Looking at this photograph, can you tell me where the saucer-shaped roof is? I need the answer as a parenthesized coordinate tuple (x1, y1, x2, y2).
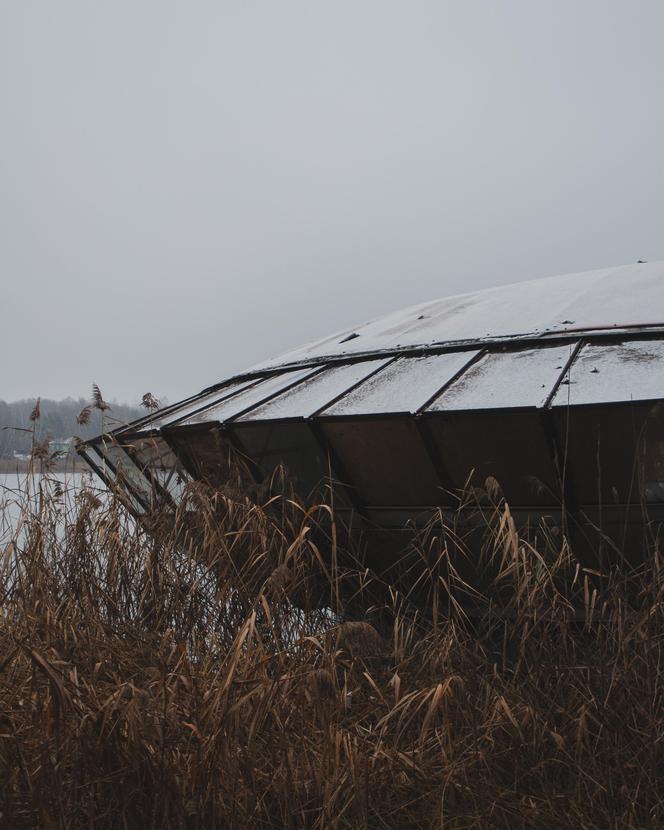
(116, 261, 664, 438)
(81, 261, 664, 524)
(251, 261, 664, 372)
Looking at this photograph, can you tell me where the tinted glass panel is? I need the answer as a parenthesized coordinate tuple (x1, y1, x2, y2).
(426, 411, 560, 506)
(89, 443, 149, 513)
(231, 421, 348, 503)
(552, 401, 664, 505)
(321, 418, 445, 507)
(99, 444, 153, 501)
(165, 426, 257, 495)
(124, 434, 191, 505)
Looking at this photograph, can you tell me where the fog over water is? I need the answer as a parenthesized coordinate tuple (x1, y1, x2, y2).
(2, 1, 664, 404)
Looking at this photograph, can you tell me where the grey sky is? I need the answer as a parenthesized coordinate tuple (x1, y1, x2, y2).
(2, 1, 663, 404)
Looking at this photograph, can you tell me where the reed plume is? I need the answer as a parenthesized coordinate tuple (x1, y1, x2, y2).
(0, 471, 662, 828)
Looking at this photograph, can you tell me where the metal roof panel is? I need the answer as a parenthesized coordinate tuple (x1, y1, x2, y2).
(552, 340, 664, 406)
(322, 351, 479, 416)
(239, 358, 392, 421)
(428, 344, 576, 411)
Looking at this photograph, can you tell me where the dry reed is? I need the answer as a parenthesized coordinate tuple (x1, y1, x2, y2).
(0, 460, 662, 828)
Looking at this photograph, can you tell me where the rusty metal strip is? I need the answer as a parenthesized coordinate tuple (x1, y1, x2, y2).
(543, 340, 585, 409)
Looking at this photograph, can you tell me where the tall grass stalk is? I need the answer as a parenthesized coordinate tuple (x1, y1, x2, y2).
(0, 466, 662, 828)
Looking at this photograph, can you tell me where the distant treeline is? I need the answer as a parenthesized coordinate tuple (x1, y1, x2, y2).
(0, 398, 143, 457)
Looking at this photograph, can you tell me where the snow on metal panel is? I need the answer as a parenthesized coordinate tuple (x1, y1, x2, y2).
(551, 340, 664, 406)
(250, 262, 664, 371)
(238, 358, 392, 421)
(143, 377, 261, 430)
(428, 344, 576, 411)
(322, 351, 479, 416)
(180, 366, 321, 425)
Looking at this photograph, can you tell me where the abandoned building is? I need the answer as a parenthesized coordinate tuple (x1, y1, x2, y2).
(81, 261, 664, 573)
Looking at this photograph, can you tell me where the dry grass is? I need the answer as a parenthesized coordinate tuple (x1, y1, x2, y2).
(0, 465, 663, 829)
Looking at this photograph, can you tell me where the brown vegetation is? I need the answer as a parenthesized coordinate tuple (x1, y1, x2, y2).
(0, 467, 663, 828)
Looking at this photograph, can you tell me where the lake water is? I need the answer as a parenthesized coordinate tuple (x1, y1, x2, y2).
(0, 470, 106, 541)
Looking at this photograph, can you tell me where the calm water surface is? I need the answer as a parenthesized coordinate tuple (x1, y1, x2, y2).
(0, 470, 105, 540)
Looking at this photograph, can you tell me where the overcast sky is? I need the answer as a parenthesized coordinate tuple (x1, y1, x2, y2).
(2, 1, 663, 404)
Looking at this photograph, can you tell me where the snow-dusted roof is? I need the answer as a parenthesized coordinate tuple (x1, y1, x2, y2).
(252, 262, 664, 372)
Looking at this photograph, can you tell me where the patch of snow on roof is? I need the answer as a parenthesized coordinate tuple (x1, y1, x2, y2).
(250, 262, 664, 371)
